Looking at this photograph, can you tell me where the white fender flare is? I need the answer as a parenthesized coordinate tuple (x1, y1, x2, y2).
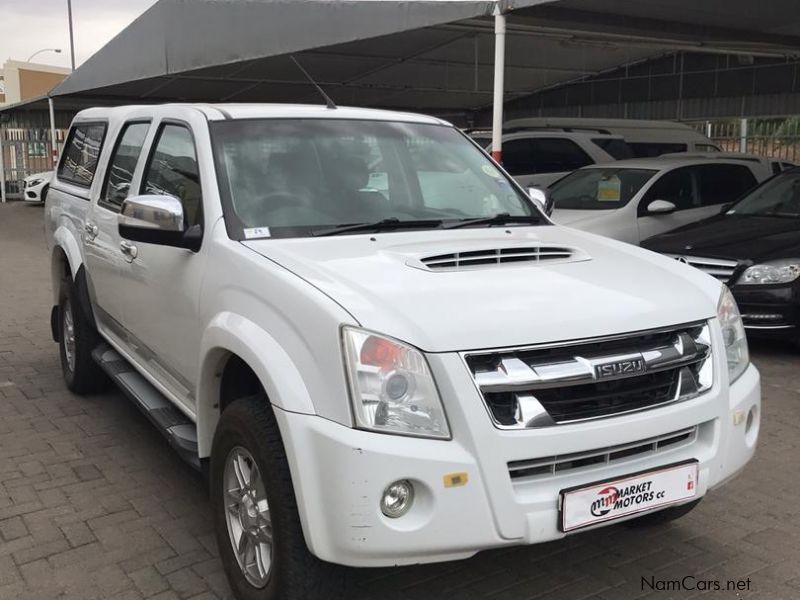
(196, 312, 316, 457)
(51, 225, 83, 301)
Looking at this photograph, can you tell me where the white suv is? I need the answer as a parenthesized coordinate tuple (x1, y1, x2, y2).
(45, 103, 760, 600)
(483, 130, 634, 188)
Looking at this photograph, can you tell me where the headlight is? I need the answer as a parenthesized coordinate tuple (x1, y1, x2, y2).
(717, 285, 749, 384)
(342, 327, 450, 439)
(737, 259, 800, 285)
(27, 178, 44, 187)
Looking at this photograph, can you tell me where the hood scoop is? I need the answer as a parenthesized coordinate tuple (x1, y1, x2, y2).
(413, 244, 589, 272)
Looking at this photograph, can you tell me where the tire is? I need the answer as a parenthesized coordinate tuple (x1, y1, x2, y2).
(58, 279, 107, 394)
(210, 393, 345, 600)
(624, 498, 702, 528)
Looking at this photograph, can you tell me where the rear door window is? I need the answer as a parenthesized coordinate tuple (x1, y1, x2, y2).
(628, 142, 687, 158)
(591, 138, 634, 160)
(501, 137, 592, 175)
(100, 122, 150, 211)
(57, 123, 107, 188)
(695, 164, 757, 207)
(639, 167, 695, 214)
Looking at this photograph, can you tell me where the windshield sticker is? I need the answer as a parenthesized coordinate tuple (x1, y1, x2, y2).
(597, 176, 622, 202)
(482, 164, 502, 178)
(243, 227, 271, 239)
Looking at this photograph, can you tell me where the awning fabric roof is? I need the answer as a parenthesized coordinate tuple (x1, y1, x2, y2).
(44, 0, 800, 121)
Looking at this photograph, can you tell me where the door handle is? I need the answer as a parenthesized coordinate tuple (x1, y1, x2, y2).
(120, 241, 138, 260)
(84, 221, 98, 240)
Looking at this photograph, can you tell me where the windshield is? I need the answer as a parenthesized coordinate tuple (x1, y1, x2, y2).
(549, 167, 657, 210)
(211, 119, 536, 238)
(728, 169, 800, 217)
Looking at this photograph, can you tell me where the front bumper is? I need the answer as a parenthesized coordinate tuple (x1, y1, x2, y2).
(732, 283, 800, 341)
(276, 359, 760, 568)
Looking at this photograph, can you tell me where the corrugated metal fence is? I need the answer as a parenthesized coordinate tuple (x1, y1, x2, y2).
(0, 128, 67, 201)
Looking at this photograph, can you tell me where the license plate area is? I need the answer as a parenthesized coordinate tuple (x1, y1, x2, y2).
(559, 460, 699, 532)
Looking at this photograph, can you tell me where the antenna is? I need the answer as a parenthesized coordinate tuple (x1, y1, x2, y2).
(290, 55, 337, 110)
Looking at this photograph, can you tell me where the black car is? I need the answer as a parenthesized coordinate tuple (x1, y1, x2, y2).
(643, 168, 800, 345)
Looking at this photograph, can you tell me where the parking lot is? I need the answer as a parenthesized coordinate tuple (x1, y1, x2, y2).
(0, 200, 798, 600)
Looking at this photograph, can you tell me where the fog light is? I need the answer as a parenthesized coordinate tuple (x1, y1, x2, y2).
(380, 480, 414, 518)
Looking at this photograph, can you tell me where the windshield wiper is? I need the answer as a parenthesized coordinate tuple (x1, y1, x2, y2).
(440, 213, 541, 230)
(312, 218, 444, 237)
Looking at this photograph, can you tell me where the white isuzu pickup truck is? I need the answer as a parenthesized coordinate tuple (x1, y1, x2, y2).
(45, 104, 760, 600)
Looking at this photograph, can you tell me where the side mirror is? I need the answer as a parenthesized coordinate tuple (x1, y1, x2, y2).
(647, 199, 677, 215)
(719, 202, 733, 214)
(118, 195, 200, 251)
(528, 186, 554, 217)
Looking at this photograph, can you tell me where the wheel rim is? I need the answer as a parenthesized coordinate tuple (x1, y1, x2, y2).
(223, 446, 273, 588)
(62, 300, 76, 373)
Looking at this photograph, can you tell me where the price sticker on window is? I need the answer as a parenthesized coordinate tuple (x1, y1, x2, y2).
(597, 175, 622, 202)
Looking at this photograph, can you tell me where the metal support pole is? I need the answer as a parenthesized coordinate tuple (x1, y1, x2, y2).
(0, 132, 6, 203)
(49, 97, 58, 168)
(740, 118, 748, 153)
(67, 0, 76, 71)
(491, 8, 506, 164)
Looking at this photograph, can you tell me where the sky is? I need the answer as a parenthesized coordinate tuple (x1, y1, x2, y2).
(0, 0, 159, 69)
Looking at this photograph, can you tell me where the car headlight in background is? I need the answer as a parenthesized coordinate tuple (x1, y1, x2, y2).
(737, 259, 800, 285)
(717, 285, 749, 383)
(27, 178, 45, 187)
(343, 327, 450, 439)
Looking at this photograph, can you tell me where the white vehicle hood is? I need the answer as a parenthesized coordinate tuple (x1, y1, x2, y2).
(24, 171, 53, 183)
(243, 227, 720, 353)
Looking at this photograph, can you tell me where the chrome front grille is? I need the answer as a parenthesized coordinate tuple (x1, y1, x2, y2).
(465, 322, 713, 429)
(507, 425, 700, 481)
(666, 254, 739, 282)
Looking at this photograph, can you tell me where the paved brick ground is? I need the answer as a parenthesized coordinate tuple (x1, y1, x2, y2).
(1, 201, 798, 600)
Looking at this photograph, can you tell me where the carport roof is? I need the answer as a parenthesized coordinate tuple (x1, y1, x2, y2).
(47, 0, 800, 119)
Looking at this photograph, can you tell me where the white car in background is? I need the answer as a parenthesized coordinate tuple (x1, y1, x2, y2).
(23, 171, 53, 203)
(549, 157, 771, 245)
(485, 130, 634, 187)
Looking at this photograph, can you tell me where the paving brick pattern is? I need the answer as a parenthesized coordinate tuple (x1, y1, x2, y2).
(1, 201, 798, 600)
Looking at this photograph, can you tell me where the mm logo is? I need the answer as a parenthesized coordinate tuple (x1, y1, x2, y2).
(595, 357, 645, 379)
(590, 486, 620, 517)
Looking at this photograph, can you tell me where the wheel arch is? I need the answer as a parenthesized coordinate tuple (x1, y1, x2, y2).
(50, 227, 83, 304)
(196, 313, 316, 458)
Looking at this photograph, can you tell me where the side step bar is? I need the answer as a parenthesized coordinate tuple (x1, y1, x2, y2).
(92, 344, 201, 471)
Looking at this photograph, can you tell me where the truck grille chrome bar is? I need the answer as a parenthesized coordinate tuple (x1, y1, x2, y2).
(665, 254, 739, 283)
(508, 425, 700, 481)
(464, 322, 713, 429)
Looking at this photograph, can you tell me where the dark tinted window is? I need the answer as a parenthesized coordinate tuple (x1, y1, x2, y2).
(728, 170, 800, 217)
(100, 122, 150, 211)
(640, 167, 695, 213)
(57, 123, 107, 188)
(628, 142, 687, 158)
(501, 138, 593, 175)
(142, 124, 202, 227)
(695, 164, 757, 207)
(591, 138, 634, 160)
